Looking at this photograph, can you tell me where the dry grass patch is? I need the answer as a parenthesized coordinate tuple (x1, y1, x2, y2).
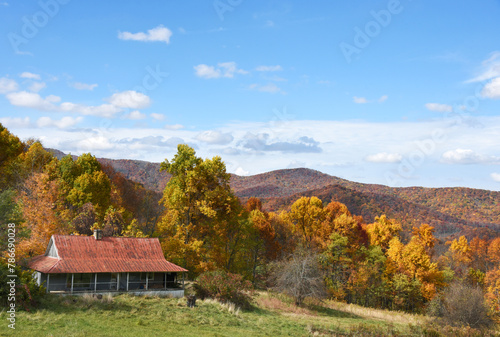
(256, 292, 315, 316)
(326, 300, 427, 325)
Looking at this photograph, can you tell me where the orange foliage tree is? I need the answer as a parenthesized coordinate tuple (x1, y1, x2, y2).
(16, 173, 69, 261)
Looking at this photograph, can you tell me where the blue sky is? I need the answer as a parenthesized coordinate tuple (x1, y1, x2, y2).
(1, 0, 500, 190)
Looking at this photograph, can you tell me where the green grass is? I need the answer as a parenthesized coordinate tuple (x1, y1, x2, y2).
(0, 292, 497, 337)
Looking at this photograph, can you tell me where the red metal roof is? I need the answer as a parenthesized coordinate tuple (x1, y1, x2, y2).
(28, 235, 187, 274)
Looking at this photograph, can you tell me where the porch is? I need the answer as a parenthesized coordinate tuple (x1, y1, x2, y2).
(36, 271, 185, 296)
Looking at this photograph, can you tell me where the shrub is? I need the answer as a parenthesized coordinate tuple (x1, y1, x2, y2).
(269, 250, 326, 306)
(0, 260, 45, 311)
(441, 282, 493, 329)
(194, 270, 252, 308)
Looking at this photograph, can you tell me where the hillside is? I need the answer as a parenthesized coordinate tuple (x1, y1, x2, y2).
(48, 151, 500, 239)
(0, 291, 436, 337)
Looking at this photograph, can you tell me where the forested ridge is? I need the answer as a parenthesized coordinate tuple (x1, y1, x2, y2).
(72, 152, 500, 241)
(2, 124, 500, 327)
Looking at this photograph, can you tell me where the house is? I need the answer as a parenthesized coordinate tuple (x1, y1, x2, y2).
(28, 230, 187, 297)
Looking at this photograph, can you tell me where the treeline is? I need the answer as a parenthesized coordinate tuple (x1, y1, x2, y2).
(1, 124, 499, 320)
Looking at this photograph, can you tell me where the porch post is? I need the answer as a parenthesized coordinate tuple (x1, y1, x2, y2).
(46, 274, 50, 293)
(71, 273, 74, 294)
(182, 272, 185, 289)
(116, 273, 120, 291)
(94, 273, 97, 292)
(164, 273, 166, 289)
(126, 272, 129, 291)
(145, 272, 148, 290)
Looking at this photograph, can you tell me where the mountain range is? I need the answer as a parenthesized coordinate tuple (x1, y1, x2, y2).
(48, 149, 500, 240)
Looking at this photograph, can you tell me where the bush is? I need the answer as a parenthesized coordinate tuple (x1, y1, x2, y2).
(194, 270, 252, 308)
(441, 282, 493, 329)
(0, 260, 45, 311)
(269, 250, 326, 306)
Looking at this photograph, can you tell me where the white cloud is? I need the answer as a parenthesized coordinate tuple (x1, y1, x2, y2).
(194, 62, 248, 79)
(0, 77, 18, 94)
(353, 96, 367, 104)
(6, 91, 60, 110)
(107, 90, 151, 109)
(481, 77, 500, 99)
(465, 51, 500, 83)
(197, 130, 234, 145)
(71, 82, 98, 91)
(235, 167, 250, 176)
(4, 89, 146, 118)
(0, 117, 31, 128)
(248, 83, 285, 94)
(77, 136, 114, 151)
(441, 149, 500, 164)
(20, 72, 40, 80)
(425, 103, 453, 112)
(164, 124, 184, 130)
(59, 102, 121, 117)
(255, 65, 282, 72)
(491, 172, 500, 182)
(119, 136, 183, 148)
(241, 133, 322, 153)
(29, 82, 46, 92)
(123, 110, 146, 120)
(150, 113, 165, 120)
(378, 95, 388, 103)
(194, 64, 221, 79)
(216, 62, 248, 78)
(365, 152, 402, 163)
(118, 25, 172, 44)
(37, 116, 83, 129)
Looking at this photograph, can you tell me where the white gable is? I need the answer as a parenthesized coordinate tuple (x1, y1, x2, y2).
(45, 237, 58, 258)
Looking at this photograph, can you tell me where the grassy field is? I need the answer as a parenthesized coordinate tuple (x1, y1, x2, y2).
(0, 292, 497, 337)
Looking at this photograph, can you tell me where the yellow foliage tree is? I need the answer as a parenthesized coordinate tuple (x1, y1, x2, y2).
(387, 227, 444, 301)
(367, 215, 401, 252)
(448, 235, 472, 277)
(286, 196, 326, 248)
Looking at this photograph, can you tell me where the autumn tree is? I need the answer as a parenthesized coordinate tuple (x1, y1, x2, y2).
(49, 153, 111, 220)
(269, 211, 296, 258)
(0, 189, 23, 251)
(101, 206, 125, 236)
(484, 267, 500, 320)
(366, 215, 401, 252)
(447, 235, 472, 278)
(387, 225, 444, 305)
(16, 173, 69, 261)
(244, 204, 280, 284)
(286, 196, 326, 248)
(71, 203, 97, 235)
(18, 140, 54, 178)
(469, 237, 489, 272)
(488, 237, 500, 269)
(321, 202, 371, 304)
(156, 144, 244, 275)
(0, 124, 24, 189)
